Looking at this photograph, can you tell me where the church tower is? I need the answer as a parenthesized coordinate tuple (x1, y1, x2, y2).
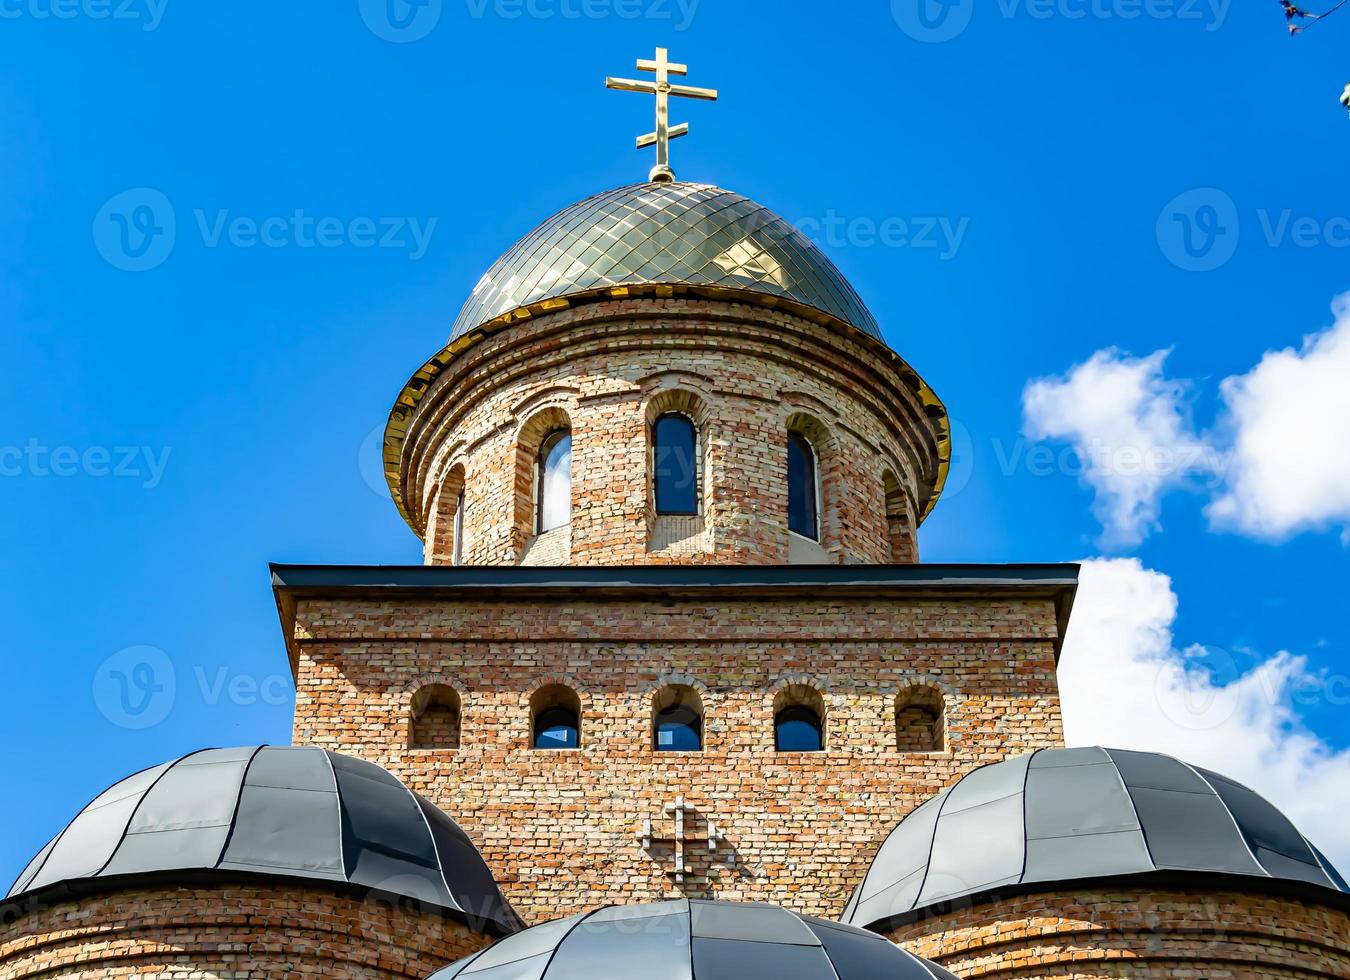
(384, 49, 946, 570)
(280, 49, 1072, 925)
(386, 176, 946, 569)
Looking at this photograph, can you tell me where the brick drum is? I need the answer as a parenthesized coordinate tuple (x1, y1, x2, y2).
(394, 299, 947, 567)
(288, 586, 1068, 926)
(886, 888, 1350, 978)
(0, 884, 488, 980)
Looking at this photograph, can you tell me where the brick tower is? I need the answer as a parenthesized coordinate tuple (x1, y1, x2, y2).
(385, 181, 949, 569)
(277, 172, 1077, 927)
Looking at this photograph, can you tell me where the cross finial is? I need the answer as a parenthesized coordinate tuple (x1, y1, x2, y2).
(606, 48, 718, 183)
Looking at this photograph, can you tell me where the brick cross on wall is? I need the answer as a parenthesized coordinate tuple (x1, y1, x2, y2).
(637, 795, 725, 883)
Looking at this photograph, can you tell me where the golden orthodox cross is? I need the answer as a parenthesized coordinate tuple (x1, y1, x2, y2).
(606, 48, 718, 183)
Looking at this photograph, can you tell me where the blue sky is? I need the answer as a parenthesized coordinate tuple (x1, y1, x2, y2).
(2, 1, 1349, 886)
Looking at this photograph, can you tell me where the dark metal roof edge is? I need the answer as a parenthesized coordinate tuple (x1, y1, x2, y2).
(0, 868, 519, 937)
(270, 563, 1079, 676)
(270, 562, 1080, 593)
(858, 868, 1350, 935)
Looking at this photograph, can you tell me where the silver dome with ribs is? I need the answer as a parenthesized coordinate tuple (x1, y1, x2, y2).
(843, 746, 1350, 932)
(429, 900, 962, 980)
(5, 745, 521, 936)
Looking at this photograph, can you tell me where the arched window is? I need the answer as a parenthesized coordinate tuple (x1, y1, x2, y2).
(775, 706, 824, 752)
(882, 469, 915, 564)
(452, 489, 466, 565)
(410, 685, 461, 750)
(430, 465, 466, 566)
(787, 431, 820, 540)
(537, 429, 572, 533)
(531, 684, 581, 750)
(653, 685, 703, 752)
(773, 683, 825, 753)
(653, 413, 699, 515)
(896, 686, 946, 753)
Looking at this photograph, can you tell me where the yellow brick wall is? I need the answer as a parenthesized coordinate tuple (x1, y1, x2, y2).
(291, 591, 1066, 925)
(0, 884, 488, 980)
(887, 888, 1350, 978)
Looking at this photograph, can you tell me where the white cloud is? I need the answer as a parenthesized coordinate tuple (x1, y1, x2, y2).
(1022, 349, 1213, 548)
(1207, 297, 1350, 541)
(1060, 557, 1350, 872)
(1023, 294, 1350, 547)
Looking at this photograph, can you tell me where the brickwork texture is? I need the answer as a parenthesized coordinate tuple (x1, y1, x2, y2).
(290, 590, 1066, 926)
(887, 888, 1350, 978)
(400, 300, 944, 567)
(0, 884, 487, 980)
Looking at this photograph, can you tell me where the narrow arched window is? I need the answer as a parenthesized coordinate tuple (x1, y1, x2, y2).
(537, 429, 572, 533)
(653, 413, 699, 515)
(410, 685, 461, 750)
(653, 685, 703, 752)
(775, 706, 824, 752)
(531, 684, 581, 750)
(882, 470, 914, 564)
(896, 687, 946, 753)
(452, 489, 465, 565)
(787, 432, 819, 540)
(655, 704, 702, 751)
(534, 707, 579, 749)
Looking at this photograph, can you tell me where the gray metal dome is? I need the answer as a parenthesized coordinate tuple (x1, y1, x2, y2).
(5, 746, 520, 935)
(430, 900, 961, 980)
(449, 182, 883, 342)
(843, 746, 1350, 932)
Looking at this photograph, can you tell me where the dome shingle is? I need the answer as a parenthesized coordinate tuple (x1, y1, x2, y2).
(449, 182, 883, 342)
(843, 746, 1349, 932)
(430, 900, 961, 980)
(5, 746, 520, 936)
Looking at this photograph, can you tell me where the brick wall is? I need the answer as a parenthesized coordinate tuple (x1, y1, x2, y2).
(290, 589, 1066, 926)
(402, 299, 943, 567)
(886, 888, 1350, 978)
(0, 884, 488, 980)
